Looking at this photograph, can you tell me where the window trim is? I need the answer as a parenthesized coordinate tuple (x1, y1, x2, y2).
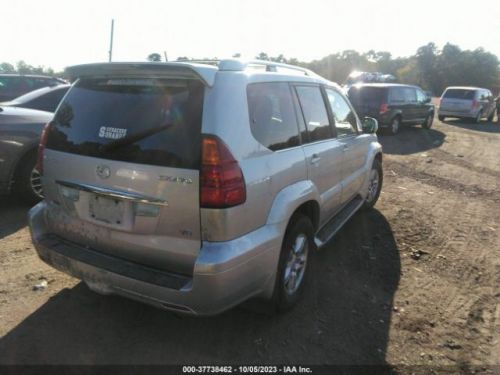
(291, 83, 335, 145)
(324, 85, 361, 138)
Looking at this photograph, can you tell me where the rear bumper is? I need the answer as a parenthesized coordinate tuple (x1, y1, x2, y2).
(438, 109, 476, 118)
(29, 201, 283, 315)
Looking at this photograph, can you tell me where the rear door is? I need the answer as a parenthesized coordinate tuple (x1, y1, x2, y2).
(388, 87, 410, 119)
(324, 87, 369, 204)
(293, 84, 344, 226)
(441, 88, 476, 114)
(401, 87, 419, 123)
(415, 87, 430, 121)
(43, 77, 205, 275)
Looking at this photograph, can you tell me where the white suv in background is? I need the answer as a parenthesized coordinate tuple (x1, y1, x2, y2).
(439, 86, 496, 123)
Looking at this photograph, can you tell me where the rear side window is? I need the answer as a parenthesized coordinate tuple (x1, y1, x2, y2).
(295, 86, 332, 142)
(389, 87, 405, 103)
(0, 76, 24, 92)
(443, 89, 476, 100)
(46, 78, 205, 169)
(402, 87, 417, 103)
(27, 87, 69, 112)
(247, 82, 300, 151)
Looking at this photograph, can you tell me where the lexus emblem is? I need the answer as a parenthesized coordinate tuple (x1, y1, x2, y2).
(96, 165, 111, 179)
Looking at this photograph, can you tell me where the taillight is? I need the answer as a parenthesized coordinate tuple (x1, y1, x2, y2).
(200, 135, 246, 208)
(36, 122, 52, 175)
(379, 103, 389, 114)
(472, 100, 480, 109)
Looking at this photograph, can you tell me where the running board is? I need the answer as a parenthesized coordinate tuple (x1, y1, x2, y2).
(314, 196, 364, 248)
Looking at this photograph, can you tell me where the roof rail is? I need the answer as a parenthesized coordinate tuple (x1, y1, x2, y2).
(180, 60, 219, 66)
(211, 59, 318, 77)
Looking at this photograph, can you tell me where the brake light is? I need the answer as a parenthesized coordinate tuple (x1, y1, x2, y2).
(472, 100, 480, 109)
(36, 122, 52, 175)
(200, 135, 246, 208)
(379, 103, 389, 114)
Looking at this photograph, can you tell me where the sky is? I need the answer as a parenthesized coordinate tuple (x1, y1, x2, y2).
(2, 0, 499, 72)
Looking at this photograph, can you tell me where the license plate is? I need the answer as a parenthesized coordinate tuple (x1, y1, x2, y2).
(89, 195, 124, 224)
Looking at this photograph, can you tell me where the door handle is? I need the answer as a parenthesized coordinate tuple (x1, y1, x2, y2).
(310, 154, 321, 165)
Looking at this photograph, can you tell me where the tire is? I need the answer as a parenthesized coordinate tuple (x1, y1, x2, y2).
(363, 158, 383, 210)
(388, 116, 400, 135)
(270, 214, 314, 312)
(422, 113, 434, 129)
(14, 152, 43, 205)
(474, 110, 482, 124)
(438, 115, 445, 122)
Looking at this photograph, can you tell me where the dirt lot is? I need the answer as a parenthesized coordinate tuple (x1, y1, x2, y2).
(0, 117, 499, 373)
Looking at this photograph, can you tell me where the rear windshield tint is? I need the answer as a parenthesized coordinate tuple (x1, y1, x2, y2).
(443, 89, 476, 100)
(46, 78, 204, 169)
(348, 87, 386, 106)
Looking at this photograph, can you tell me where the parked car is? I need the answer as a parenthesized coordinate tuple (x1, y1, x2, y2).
(438, 86, 496, 123)
(0, 84, 70, 113)
(29, 60, 382, 315)
(0, 74, 66, 102)
(0, 106, 53, 203)
(347, 83, 435, 135)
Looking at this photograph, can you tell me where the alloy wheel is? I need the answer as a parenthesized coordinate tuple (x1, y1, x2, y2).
(366, 168, 380, 204)
(30, 168, 43, 198)
(283, 233, 308, 295)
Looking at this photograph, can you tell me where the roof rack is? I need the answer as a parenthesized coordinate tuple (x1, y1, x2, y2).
(218, 59, 318, 77)
(182, 59, 318, 77)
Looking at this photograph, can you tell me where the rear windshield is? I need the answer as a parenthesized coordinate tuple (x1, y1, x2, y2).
(443, 89, 476, 100)
(348, 86, 386, 107)
(46, 78, 205, 169)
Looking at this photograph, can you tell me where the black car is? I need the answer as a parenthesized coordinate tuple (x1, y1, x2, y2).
(348, 83, 435, 135)
(0, 84, 70, 112)
(0, 74, 66, 102)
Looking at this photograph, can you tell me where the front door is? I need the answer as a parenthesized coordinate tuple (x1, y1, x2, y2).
(324, 87, 369, 204)
(293, 84, 344, 226)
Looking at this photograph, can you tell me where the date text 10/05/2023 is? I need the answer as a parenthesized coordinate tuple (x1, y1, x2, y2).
(182, 366, 313, 374)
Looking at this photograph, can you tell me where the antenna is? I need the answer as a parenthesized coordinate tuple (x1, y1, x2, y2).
(108, 19, 114, 62)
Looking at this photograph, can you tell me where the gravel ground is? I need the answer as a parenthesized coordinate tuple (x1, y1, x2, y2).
(0, 116, 499, 374)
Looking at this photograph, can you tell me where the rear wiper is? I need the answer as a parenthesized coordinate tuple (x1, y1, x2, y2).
(100, 123, 174, 152)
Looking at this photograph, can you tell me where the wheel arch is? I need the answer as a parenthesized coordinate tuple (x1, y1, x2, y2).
(266, 180, 321, 231)
(9, 145, 38, 188)
(291, 200, 320, 232)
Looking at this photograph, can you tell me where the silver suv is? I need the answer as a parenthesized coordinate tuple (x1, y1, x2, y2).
(29, 60, 383, 315)
(438, 86, 496, 123)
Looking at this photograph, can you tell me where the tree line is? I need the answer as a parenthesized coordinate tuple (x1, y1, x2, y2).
(2, 42, 498, 95)
(0, 61, 55, 76)
(254, 43, 499, 95)
(151, 43, 500, 95)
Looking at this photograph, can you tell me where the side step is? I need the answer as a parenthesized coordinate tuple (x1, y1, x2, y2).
(314, 196, 364, 248)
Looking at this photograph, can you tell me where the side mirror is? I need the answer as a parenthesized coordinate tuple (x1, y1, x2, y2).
(362, 117, 378, 134)
(424, 97, 432, 104)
